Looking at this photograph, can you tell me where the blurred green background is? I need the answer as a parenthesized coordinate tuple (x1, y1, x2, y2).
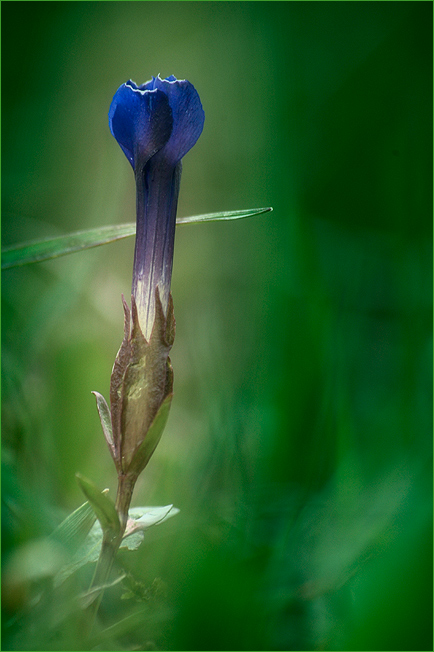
(2, 2, 432, 650)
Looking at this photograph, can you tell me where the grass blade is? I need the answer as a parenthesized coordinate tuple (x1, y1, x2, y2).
(1, 207, 272, 269)
(1, 224, 136, 269)
(176, 206, 272, 225)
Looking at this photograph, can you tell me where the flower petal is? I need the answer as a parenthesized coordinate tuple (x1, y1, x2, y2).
(108, 81, 173, 170)
(142, 75, 205, 165)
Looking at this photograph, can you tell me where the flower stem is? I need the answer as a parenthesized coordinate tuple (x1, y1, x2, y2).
(115, 473, 137, 532)
(86, 473, 137, 633)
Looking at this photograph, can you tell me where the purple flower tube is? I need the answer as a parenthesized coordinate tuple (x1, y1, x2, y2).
(109, 75, 205, 339)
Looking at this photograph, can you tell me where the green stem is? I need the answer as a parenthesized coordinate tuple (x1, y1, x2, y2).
(115, 473, 137, 532)
(86, 473, 137, 633)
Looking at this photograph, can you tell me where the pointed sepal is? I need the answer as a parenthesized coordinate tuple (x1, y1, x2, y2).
(127, 393, 173, 478)
(110, 296, 132, 463)
(108, 289, 175, 475)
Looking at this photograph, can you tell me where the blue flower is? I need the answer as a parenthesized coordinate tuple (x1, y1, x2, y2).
(109, 75, 204, 339)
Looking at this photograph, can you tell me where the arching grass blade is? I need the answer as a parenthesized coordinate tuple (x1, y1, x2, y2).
(1, 207, 272, 270)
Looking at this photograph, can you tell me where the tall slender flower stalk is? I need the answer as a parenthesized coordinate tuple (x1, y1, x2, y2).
(89, 75, 204, 622)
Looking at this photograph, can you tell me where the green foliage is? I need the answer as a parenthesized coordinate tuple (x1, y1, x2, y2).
(50, 498, 97, 552)
(55, 505, 179, 585)
(1, 208, 272, 269)
(75, 473, 120, 537)
(2, 2, 431, 651)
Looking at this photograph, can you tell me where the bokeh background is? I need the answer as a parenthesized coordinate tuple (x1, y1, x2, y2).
(2, 2, 432, 650)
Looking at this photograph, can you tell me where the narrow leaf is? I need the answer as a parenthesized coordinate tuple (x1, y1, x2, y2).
(79, 573, 127, 608)
(1, 207, 272, 269)
(2, 224, 136, 269)
(76, 473, 120, 536)
(92, 391, 118, 468)
(50, 499, 97, 552)
(176, 206, 272, 225)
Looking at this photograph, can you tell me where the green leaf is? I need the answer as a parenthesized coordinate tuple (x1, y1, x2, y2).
(122, 505, 180, 550)
(176, 206, 272, 225)
(1, 224, 136, 269)
(54, 505, 179, 585)
(75, 473, 120, 537)
(1, 207, 272, 269)
(79, 573, 127, 608)
(92, 391, 118, 469)
(54, 521, 106, 587)
(126, 505, 179, 530)
(50, 499, 97, 552)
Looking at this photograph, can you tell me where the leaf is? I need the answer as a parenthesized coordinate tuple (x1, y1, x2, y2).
(50, 499, 97, 552)
(75, 473, 120, 537)
(92, 391, 118, 469)
(1, 224, 136, 269)
(54, 521, 106, 587)
(122, 505, 180, 550)
(176, 206, 273, 225)
(54, 505, 179, 584)
(79, 573, 127, 608)
(1, 207, 272, 269)
(127, 505, 180, 530)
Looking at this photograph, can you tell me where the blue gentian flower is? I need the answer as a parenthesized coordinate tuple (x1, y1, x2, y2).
(109, 75, 204, 340)
(101, 75, 204, 480)
(89, 78, 202, 598)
